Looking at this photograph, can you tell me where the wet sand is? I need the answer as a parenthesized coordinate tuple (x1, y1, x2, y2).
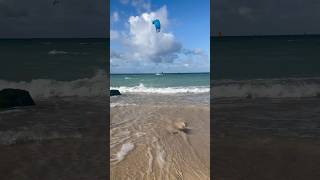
(111, 94, 210, 180)
(0, 97, 108, 179)
(212, 98, 320, 180)
(213, 136, 320, 180)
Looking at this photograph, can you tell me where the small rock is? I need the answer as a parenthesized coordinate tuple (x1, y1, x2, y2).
(110, 89, 121, 96)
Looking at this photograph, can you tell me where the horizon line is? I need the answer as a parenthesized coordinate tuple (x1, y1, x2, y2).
(211, 33, 320, 38)
(110, 72, 210, 75)
(2, 33, 319, 39)
(0, 37, 109, 40)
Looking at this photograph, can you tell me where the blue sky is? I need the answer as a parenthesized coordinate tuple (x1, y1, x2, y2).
(110, 0, 210, 73)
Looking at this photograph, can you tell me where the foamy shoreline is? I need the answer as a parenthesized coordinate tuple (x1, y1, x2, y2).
(111, 95, 210, 179)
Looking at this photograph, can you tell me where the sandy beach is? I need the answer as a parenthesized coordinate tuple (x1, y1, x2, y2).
(212, 97, 320, 180)
(111, 94, 210, 180)
(109, 0, 210, 178)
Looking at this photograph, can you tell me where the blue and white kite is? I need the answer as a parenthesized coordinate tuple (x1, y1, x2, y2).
(152, 19, 161, 32)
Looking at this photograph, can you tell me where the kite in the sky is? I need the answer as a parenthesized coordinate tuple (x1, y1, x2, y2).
(152, 19, 161, 32)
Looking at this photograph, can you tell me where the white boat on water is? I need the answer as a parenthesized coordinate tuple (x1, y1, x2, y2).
(155, 72, 164, 76)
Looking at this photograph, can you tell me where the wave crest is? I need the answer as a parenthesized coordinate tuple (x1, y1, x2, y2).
(213, 78, 320, 98)
(48, 50, 88, 55)
(111, 83, 209, 94)
(0, 70, 107, 99)
(48, 50, 68, 55)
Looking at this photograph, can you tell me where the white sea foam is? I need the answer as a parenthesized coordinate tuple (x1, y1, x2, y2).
(135, 132, 146, 137)
(111, 83, 209, 94)
(48, 50, 68, 55)
(0, 109, 23, 114)
(213, 78, 320, 98)
(147, 147, 153, 174)
(156, 144, 166, 169)
(110, 102, 137, 107)
(48, 50, 88, 55)
(0, 130, 82, 145)
(115, 142, 135, 162)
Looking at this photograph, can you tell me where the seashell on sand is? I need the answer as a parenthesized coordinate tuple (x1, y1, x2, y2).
(174, 121, 187, 130)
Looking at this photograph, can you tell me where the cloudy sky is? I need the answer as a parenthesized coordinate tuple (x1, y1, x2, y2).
(0, 0, 108, 38)
(213, 0, 320, 36)
(2, 0, 319, 38)
(110, 0, 210, 73)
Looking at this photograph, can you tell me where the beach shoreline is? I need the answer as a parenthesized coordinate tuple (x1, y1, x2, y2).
(110, 93, 210, 180)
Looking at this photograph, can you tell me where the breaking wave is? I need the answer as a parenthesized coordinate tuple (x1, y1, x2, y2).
(111, 83, 209, 94)
(3, 74, 317, 99)
(48, 50, 68, 55)
(0, 130, 82, 145)
(48, 50, 88, 55)
(213, 77, 320, 98)
(0, 70, 107, 99)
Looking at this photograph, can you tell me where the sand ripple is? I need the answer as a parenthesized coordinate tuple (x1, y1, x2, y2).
(110, 102, 209, 180)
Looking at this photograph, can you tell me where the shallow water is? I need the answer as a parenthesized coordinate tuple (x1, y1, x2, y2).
(0, 96, 107, 145)
(212, 97, 320, 138)
(0, 96, 108, 179)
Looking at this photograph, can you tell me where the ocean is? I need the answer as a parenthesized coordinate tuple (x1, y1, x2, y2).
(111, 73, 209, 93)
(0, 39, 108, 98)
(212, 36, 320, 179)
(0, 39, 108, 179)
(212, 35, 320, 98)
(212, 35, 320, 137)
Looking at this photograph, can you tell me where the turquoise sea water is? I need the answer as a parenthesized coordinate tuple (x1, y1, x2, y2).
(110, 73, 209, 94)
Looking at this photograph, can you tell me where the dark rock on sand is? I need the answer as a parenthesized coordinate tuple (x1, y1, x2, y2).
(110, 89, 121, 96)
(0, 88, 35, 109)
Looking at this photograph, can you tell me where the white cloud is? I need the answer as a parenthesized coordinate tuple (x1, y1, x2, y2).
(182, 48, 209, 61)
(111, 11, 119, 23)
(110, 50, 126, 67)
(110, 30, 119, 40)
(119, 0, 130, 4)
(131, 0, 151, 12)
(118, 0, 151, 12)
(126, 5, 181, 63)
(110, 5, 209, 73)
